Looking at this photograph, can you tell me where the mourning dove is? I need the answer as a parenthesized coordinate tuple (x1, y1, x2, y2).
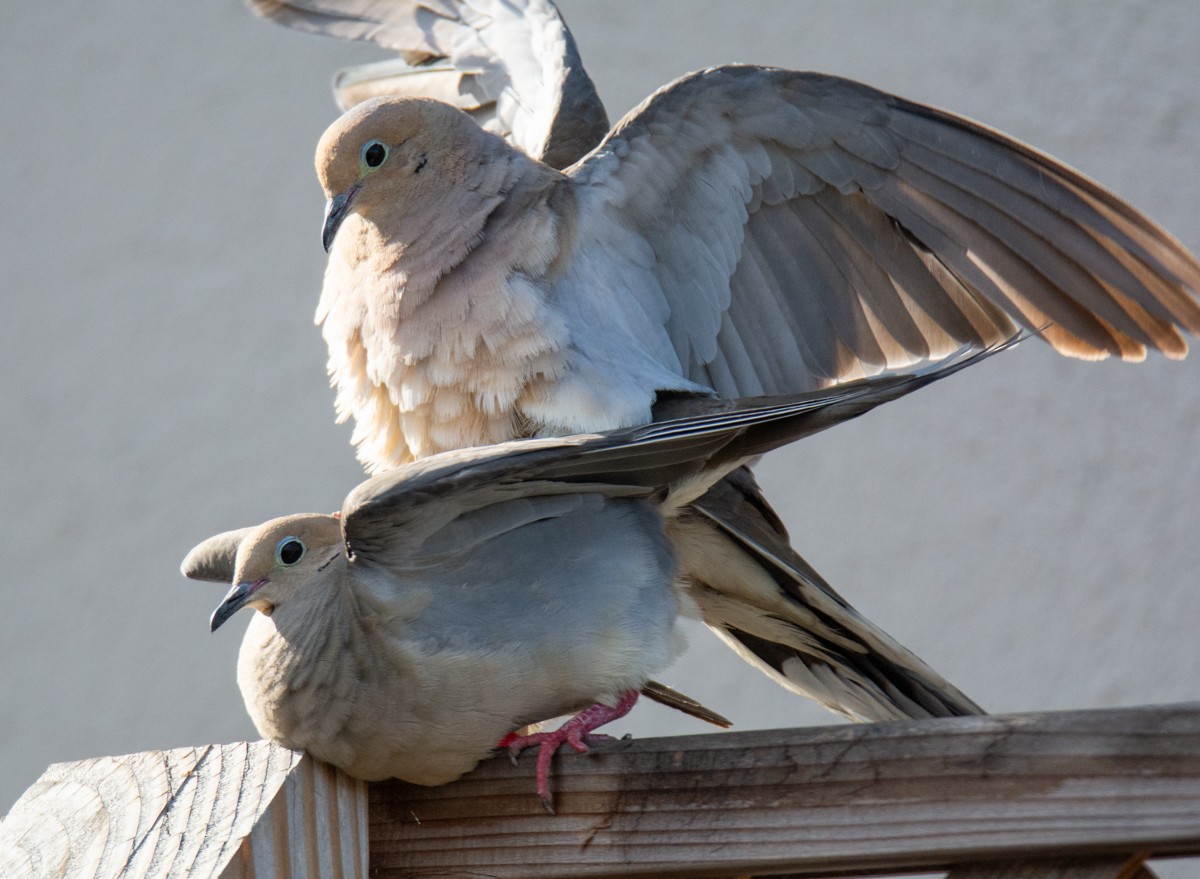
(187, 343, 1009, 807)
(248, 1, 1200, 724)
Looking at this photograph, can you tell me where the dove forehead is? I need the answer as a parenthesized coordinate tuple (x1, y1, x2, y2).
(234, 513, 342, 580)
(315, 96, 471, 192)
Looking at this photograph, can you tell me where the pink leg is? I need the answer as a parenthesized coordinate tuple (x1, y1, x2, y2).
(498, 690, 639, 812)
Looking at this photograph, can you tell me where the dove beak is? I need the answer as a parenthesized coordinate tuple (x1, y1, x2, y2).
(210, 578, 268, 633)
(322, 185, 360, 252)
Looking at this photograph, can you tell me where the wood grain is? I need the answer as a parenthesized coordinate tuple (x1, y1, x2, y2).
(219, 752, 368, 879)
(368, 703, 1200, 879)
(0, 741, 367, 879)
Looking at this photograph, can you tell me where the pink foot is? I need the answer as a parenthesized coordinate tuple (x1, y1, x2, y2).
(499, 690, 639, 812)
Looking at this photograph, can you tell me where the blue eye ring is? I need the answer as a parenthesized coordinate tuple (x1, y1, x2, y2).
(361, 140, 388, 169)
(275, 537, 306, 567)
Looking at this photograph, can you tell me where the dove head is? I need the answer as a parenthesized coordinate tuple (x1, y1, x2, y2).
(316, 96, 498, 252)
(209, 514, 344, 632)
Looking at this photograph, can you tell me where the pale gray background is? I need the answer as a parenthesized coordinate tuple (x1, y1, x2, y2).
(3, 0, 1198, 855)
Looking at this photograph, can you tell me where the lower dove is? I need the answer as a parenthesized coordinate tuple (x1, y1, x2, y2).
(185, 342, 1011, 809)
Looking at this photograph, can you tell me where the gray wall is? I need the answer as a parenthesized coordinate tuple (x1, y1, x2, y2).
(3, 0, 1198, 849)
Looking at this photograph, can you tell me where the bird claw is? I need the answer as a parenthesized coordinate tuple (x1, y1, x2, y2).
(578, 732, 617, 753)
(497, 690, 639, 810)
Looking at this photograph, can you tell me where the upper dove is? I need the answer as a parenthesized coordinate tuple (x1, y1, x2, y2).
(247, 0, 1200, 724)
(186, 344, 1008, 808)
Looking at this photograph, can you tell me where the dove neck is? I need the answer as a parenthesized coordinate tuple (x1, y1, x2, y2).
(243, 577, 324, 642)
(334, 155, 568, 316)
(236, 570, 406, 746)
(239, 574, 353, 689)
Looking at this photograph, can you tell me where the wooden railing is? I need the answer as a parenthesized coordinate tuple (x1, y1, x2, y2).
(3, 703, 1198, 878)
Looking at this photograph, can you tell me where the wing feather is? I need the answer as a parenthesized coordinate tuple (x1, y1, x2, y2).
(872, 179, 1137, 355)
(892, 151, 1180, 345)
(814, 190, 1011, 353)
(342, 342, 1014, 567)
(562, 66, 1200, 394)
(247, 0, 608, 166)
(705, 308, 764, 397)
(731, 224, 819, 390)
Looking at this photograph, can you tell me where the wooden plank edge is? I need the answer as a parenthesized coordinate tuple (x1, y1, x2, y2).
(367, 702, 1200, 879)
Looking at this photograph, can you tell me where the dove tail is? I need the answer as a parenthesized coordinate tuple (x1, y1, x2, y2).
(685, 470, 982, 722)
(714, 619, 982, 721)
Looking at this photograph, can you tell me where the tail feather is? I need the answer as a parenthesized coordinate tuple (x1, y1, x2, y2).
(684, 469, 982, 722)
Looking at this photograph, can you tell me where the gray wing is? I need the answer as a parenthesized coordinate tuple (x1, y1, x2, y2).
(338, 343, 1009, 722)
(180, 527, 256, 582)
(339, 434, 652, 568)
(341, 340, 1013, 566)
(562, 66, 1200, 394)
(246, 0, 608, 167)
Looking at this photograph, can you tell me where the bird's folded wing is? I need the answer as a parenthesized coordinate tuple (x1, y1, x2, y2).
(562, 66, 1200, 395)
(340, 341, 1013, 567)
(246, 0, 608, 166)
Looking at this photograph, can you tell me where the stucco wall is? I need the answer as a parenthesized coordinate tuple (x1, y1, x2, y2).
(3, 1, 1197, 859)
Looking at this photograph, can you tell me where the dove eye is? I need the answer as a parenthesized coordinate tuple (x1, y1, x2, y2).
(361, 140, 388, 168)
(275, 537, 306, 567)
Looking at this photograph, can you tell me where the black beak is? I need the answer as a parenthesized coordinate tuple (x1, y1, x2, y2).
(322, 186, 359, 252)
(210, 579, 265, 633)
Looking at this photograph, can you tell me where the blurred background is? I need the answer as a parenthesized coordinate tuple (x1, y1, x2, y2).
(2, 0, 1198, 865)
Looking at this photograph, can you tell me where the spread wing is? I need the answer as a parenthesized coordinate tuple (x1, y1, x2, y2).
(562, 66, 1200, 395)
(340, 341, 1011, 567)
(246, 0, 608, 167)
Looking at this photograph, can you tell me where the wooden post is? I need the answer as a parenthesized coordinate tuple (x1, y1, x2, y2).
(0, 741, 366, 879)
